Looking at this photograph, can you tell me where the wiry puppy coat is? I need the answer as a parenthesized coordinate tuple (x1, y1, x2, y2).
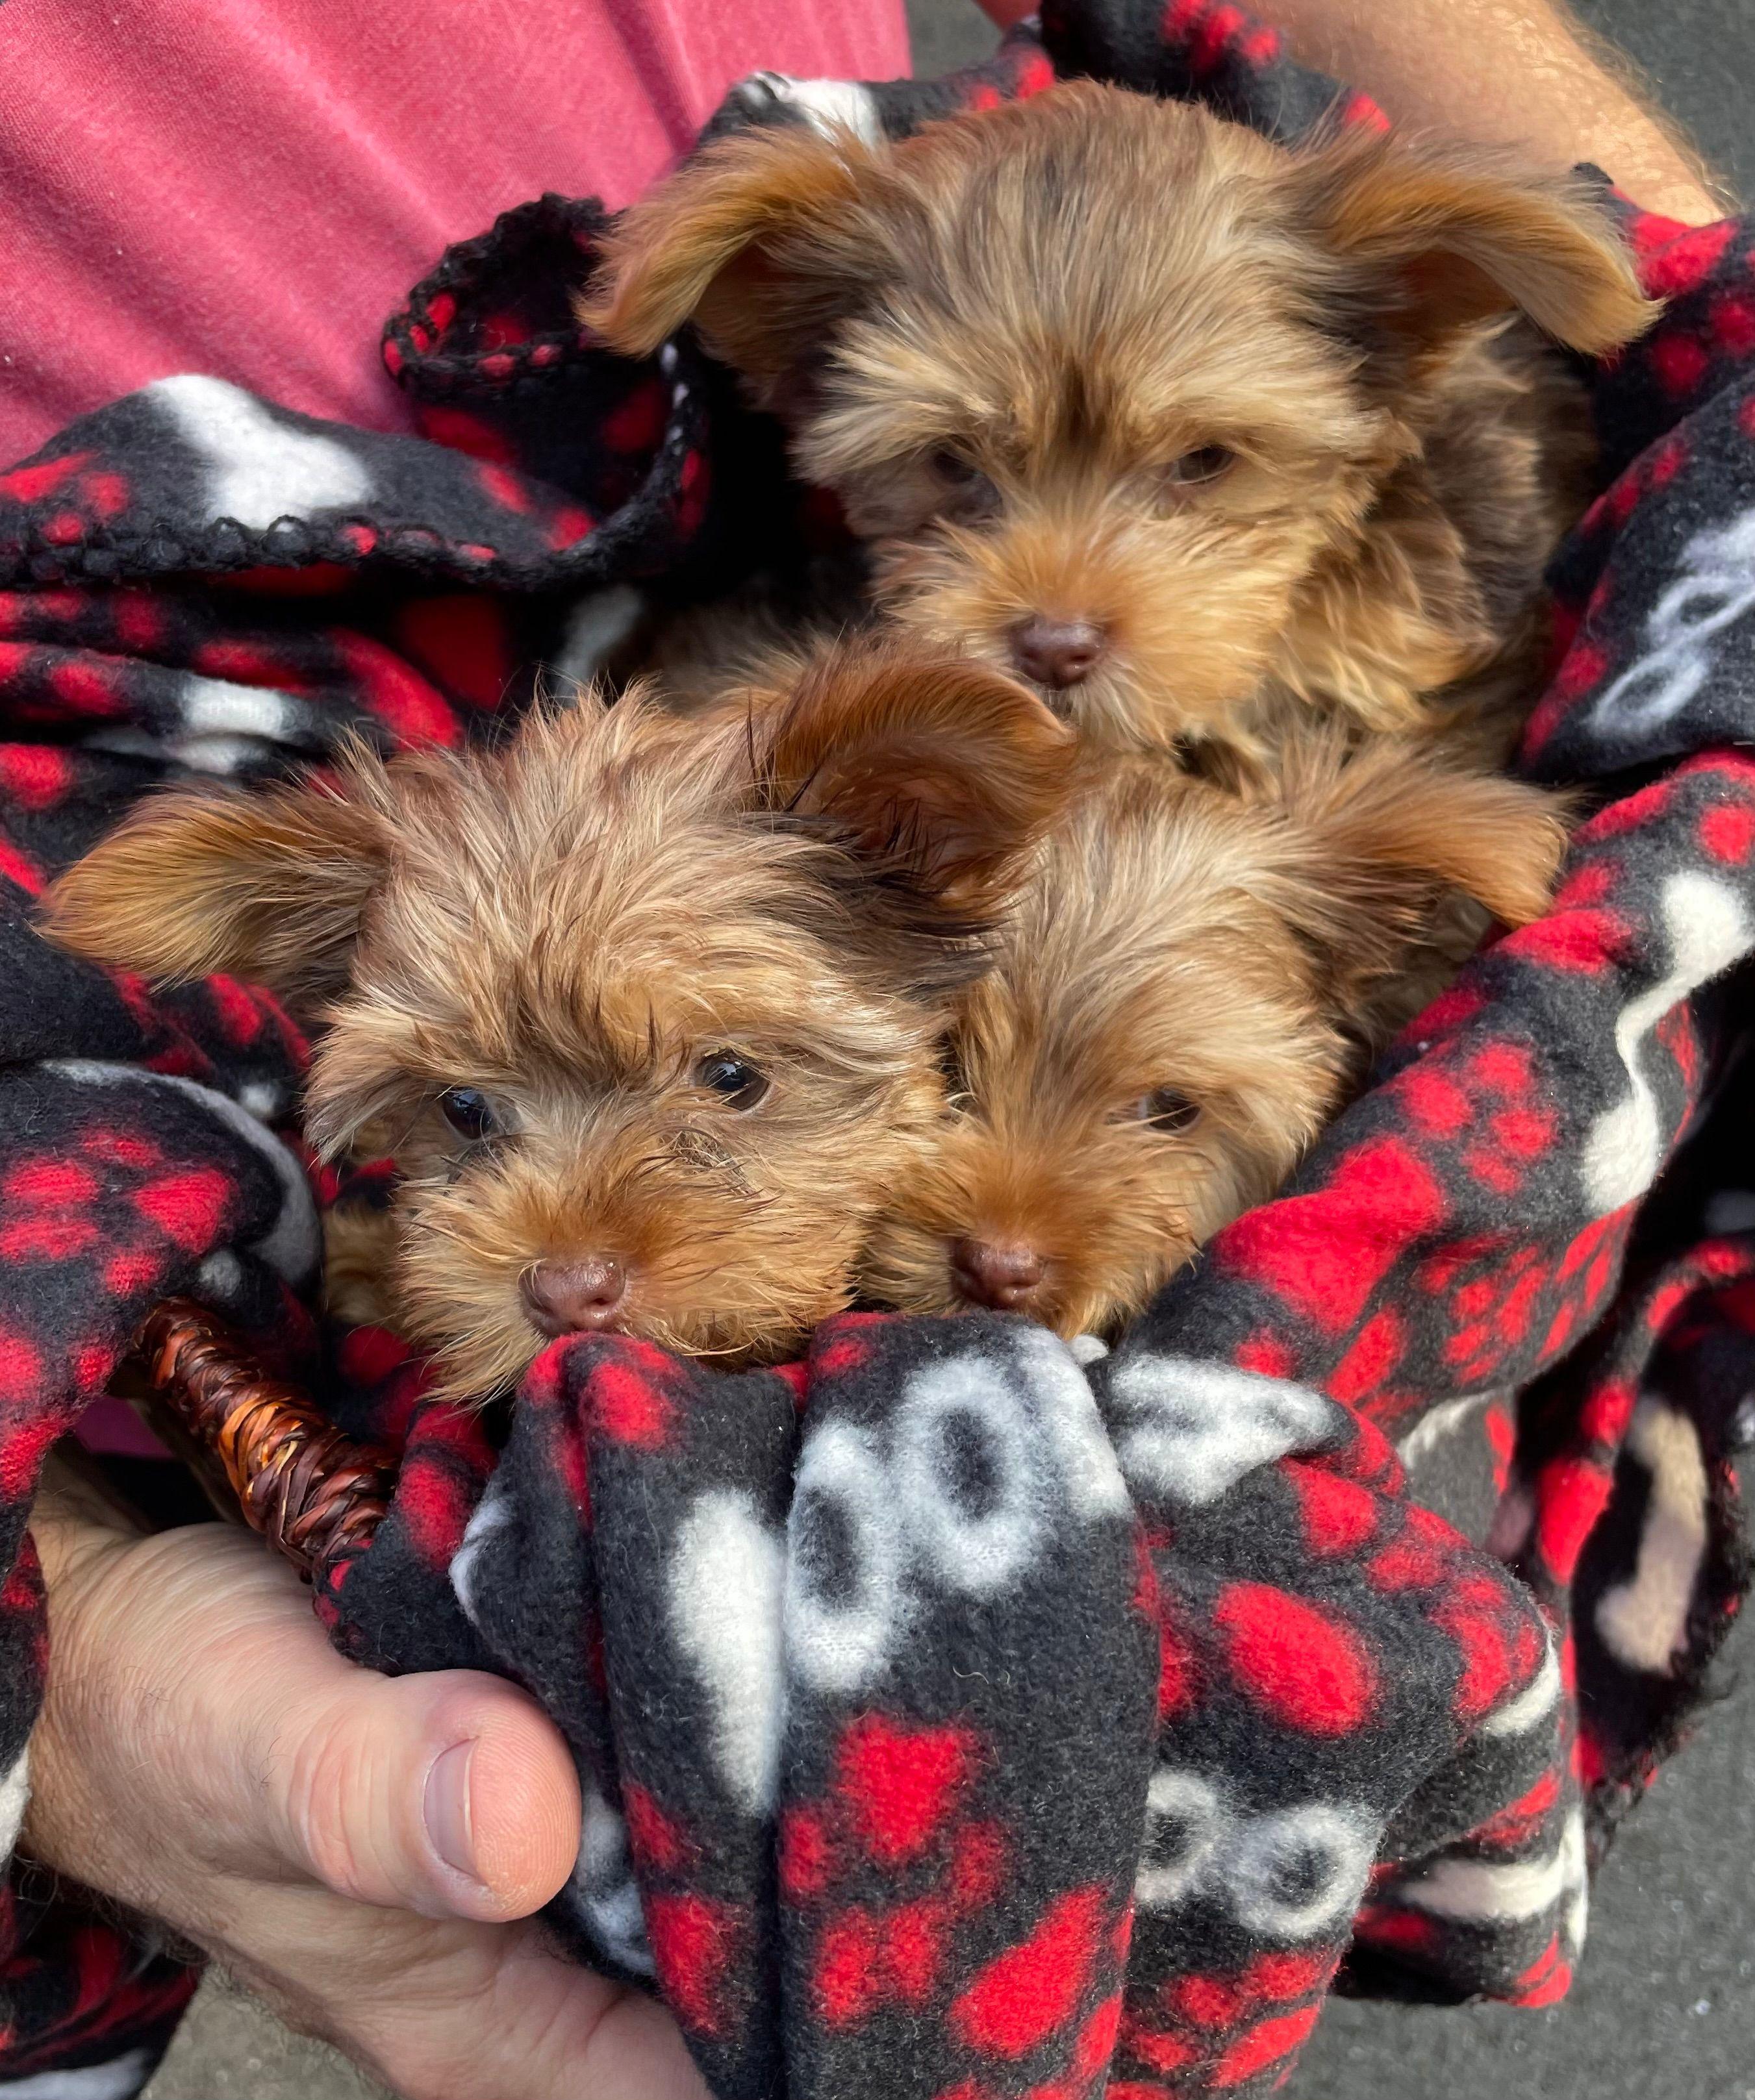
(44, 645, 1071, 1397)
(861, 739, 1569, 1339)
(584, 82, 1656, 771)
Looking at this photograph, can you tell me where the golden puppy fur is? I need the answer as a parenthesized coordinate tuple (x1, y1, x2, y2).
(583, 82, 1655, 771)
(860, 738, 1569, 1339)
(43, 644, 1072, 1397)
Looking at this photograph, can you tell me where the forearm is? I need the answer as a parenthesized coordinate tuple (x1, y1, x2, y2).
(1265, 0, 1719, 220)
(979, 0, 1724, 222)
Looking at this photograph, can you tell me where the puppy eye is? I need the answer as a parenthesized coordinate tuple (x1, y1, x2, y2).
(695, 1052, 770, 1111)
(930, 447, 979, 486)
(439, 1087, 499, 1140)
(1164, 445, 1235, 488)
(1133, 1087, 1199, 1133)
(928, 449, 998, 518)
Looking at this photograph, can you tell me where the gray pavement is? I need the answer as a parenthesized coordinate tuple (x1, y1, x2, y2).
(145, 4, 1754, 2094)
(149, 1979, 385, 2100)
(1574, 0, 1752, 200)
(1291, 1603, 1755, 2100)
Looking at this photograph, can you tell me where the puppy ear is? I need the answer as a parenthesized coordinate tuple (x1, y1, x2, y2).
(41, 759, 390, 1006)
(1298, 131, 1658, 359)
(751, 642, 1077, 921)
(1266, 736, 1571, 1014)
(577, 122, 879, 390)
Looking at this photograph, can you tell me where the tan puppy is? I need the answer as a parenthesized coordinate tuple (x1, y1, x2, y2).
(861, 737, 1569, 1338)
(44, 644, 1071, 1397)
(584, 82, 1654, 772)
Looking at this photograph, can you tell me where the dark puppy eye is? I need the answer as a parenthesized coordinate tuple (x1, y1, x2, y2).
(1165, 445, 1235, 488)
(930, 447, 978, 485)
(440, 1087, 499, 1140)
(1134, 1087, 1199, 1133)
(695, 1052, 770, 1110)
(929, 449, 998, 517)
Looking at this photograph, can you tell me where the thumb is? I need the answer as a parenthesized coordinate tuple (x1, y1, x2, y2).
(263, 1661, 584, 1923)
(31, 1512, 581, 1927)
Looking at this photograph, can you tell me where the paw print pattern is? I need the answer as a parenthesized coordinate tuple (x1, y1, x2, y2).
(1125, 752, 1755, 1423)
(6, 1, 1755, 2093)
(1096, 1353, 1565, 2074)
(308, 1316, 1564, 2100)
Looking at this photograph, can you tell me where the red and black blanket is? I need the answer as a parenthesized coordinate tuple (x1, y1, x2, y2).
(3, 3, 1754, 2094)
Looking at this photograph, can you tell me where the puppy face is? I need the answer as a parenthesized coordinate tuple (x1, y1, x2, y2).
(861, 741, 1568, 1338)
(44, 646, 1071, 1396)
(586, 83, 1652, 761)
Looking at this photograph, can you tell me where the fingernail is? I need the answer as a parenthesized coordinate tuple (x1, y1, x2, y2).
(423, 1740, 482, 1884)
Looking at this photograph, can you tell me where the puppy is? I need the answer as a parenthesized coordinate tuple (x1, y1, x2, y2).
(583, 82, 1654, 771)
(859, 737, 1569, 1339)
(43, 644, 1072, 1397)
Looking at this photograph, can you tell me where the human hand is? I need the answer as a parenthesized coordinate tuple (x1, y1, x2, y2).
(23, 1462, 709, 2100)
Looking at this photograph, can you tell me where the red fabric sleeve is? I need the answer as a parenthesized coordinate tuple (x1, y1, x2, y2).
(0, 0, 909, 468)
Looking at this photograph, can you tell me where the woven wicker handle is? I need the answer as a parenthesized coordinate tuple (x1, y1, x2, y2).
(131, 1299, 397, 1581)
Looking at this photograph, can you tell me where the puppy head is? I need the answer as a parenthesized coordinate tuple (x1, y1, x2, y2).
(861, 739, 1568, 1338)
(585, 83, 1653, 756)
(44, 646, 1071, 1395)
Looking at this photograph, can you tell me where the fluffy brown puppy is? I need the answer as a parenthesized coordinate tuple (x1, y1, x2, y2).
(583, 82, 1654, 771)
(43, 644, 1072, 1397)
(859, 736, 1569, 1339)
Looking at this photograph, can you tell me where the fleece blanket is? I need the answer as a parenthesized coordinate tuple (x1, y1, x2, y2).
(3, 2, 1754, 2092)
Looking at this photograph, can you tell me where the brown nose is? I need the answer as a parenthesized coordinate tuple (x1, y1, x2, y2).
(1009, 616, 1105, 690)
(952, 1237, 1046, 1312)
(521, 1256, 628, 1337)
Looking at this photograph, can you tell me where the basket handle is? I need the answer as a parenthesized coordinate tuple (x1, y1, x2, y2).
(129, 1299, 396, 1581)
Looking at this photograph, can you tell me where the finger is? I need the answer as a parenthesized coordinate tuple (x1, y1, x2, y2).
(29, 1512, 715, 2100)
(266, 1663, 583, 1921)
(31, 1520, 580, 1924)
(185, 1534, 583, 1920)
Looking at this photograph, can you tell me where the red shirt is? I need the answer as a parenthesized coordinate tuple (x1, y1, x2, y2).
(0, 0, 910, 468)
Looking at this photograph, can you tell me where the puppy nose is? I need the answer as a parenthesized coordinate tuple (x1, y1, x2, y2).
(1009, 616, 1105, 690)
(952, 1237, 1046, 1312)
(521, 1257, 628, 1337)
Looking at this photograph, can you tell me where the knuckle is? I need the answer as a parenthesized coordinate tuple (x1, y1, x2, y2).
(273, 1699, 398, 1902)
